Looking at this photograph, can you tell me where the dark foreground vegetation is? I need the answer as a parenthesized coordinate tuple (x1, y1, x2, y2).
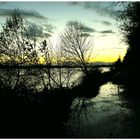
(115, 2, 140, 98)
(0, 9, 108, 138)
(0, 83, 73, 137)
(1, 1, 140, 138)
(0, 67, 106, 138)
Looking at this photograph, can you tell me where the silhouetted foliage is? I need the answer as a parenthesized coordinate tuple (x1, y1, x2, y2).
(114, 56, 122, 72)
(118, 2, 140, 67)
(0, 9, 39, 65)
(118, 2, 140, 49)
(74, 69, 102, 98)
(118, 2, 140, 95)
(0, 8, 116, 138)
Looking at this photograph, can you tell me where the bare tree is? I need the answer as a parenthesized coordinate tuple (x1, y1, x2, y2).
(59, 20, 93, 75)
(39, 39, 54, 89)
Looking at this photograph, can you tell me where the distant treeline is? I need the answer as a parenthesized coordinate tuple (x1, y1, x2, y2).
(0, 63, 114, 69)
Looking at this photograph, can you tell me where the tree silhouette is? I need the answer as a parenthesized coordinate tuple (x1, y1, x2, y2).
(118, 2, 140, 95)
(0, 9, 39, 65)
(59, 20, 93, 75)
(118, 2, 140, 66)
(0, 9, 42, 90)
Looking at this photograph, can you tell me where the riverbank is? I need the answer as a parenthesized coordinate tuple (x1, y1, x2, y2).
(0, 67, 138, 138)
(0, 68, 103, 138)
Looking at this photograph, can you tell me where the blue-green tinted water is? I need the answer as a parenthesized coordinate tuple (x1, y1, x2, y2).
(66, 82, 135, 138)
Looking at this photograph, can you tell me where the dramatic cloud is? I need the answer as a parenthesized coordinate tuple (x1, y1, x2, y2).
(0, 2, 7, 5)
(43, 24, 55, 33)
(69, 2, 127, 17)
(26, 24, 43, 38)
(25, 22, 54, 38)
(101, 21, 112, 26)
(99, 30, 115, 34)
(68, 2, 80, 6)
(93, 20, 112, 26)
(67, 21, 95, 34)
(0, 9, 46, 19)
(82, 26, 96, 33)
(84, 2, 117, 17)
(80, 33, 91, 37)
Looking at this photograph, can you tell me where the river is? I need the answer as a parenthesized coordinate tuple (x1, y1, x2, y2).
(65, 82, 137, 138)
(0, 67, 139, 137)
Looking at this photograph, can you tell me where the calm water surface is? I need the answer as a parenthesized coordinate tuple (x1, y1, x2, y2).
(66, 82, 135, 138)
(0, 67, 139, 137)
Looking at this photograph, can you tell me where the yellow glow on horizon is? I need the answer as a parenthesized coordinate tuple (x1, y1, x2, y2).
(39, 57, 46, 64)
(90, 48, 127, 63)
(38, 50, 126, 64)
(38, 43, 127, 64)
(90, 56, 120, 63)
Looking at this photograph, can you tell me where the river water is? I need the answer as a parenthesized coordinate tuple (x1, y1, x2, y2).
(65, 82, 136, 138)
(0, 67, 139, 137)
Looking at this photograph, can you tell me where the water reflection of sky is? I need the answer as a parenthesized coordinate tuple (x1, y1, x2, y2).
(67, 82, 134, 138)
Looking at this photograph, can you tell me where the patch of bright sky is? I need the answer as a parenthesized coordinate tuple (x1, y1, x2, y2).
(0, 2, 128, 62)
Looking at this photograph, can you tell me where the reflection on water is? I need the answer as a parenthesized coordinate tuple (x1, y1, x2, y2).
(0, 67, 108, 91)
(99, 67, 111, 73)
(0, 67, 139, 137)
(0, 68, 83, 91)
(66, 82, 134, 138)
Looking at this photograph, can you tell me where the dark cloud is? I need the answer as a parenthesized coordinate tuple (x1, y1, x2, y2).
(80, 33, 91, 37)
(82, 26, 96, 33)
(0, 9, 46, 19)
(43, 24, 55, 33)
(20, 10, 46, 19)
(26, 24, 43, 38)
(93, 20, 112, 26)
(67, 21, 95, 33)
(99, 30, 115, 34)
(68, 19, 114, 35)
(85, 2, 118, 17)
(101, 21, 112, 26)
(68, 2, 80, 6)
(0, 2, 7, 5)
(25, 22, 53, 38)
(43, 33, 52, 38)
(68, 2, 126, 17)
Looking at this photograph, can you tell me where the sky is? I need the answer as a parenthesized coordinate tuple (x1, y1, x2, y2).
(0, 1, 128, 62)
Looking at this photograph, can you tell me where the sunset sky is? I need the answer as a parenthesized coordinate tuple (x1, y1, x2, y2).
(0, 1, 128, 62)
